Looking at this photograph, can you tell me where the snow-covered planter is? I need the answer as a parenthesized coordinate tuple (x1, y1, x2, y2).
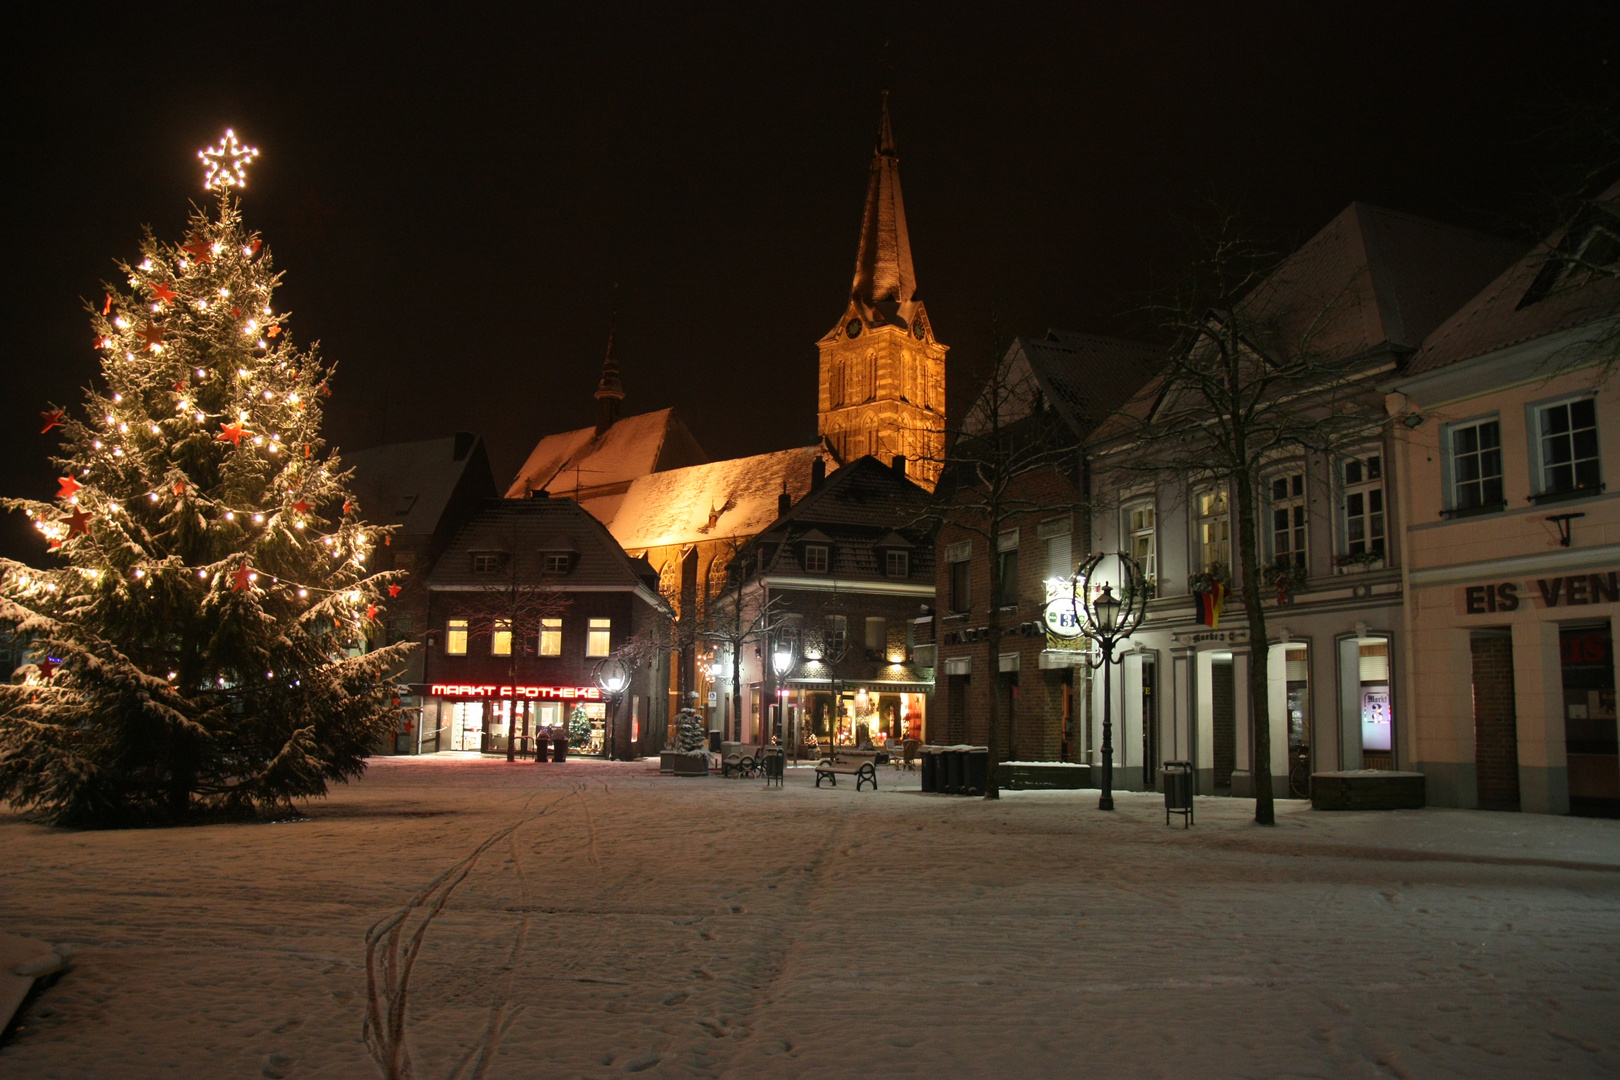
(660, 708, 710, 776)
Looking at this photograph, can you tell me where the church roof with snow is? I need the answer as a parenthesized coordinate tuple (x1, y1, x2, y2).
(505, 407, 707, 503)
(603, 445, 830, 552)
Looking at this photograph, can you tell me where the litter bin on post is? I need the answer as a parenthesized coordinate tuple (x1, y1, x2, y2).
(763, 746, 784, 788)
(553, 735, 568, 763)
(962, 746, 989, 796)
(1163, 759, 1193, 827)
(921, 746, 939, 793)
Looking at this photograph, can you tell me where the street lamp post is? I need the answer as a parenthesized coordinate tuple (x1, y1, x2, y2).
(593, 656, 631, 761)
(772, 642, 794, 762)
(1075, 552, 1149, 811)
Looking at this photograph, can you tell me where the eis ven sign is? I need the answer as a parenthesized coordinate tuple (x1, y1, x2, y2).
(1458, 570, 1620, 615)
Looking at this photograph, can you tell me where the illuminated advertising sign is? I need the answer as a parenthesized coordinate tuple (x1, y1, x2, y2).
(1043, 578, 1086, 649)
(429, 684, 602, 701)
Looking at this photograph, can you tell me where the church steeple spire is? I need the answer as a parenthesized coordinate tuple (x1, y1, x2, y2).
(594, 314, 624, 436)
(850, 91, 916, 317)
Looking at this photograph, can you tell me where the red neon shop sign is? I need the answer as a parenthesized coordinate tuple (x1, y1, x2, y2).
(429, 684, 602, 701)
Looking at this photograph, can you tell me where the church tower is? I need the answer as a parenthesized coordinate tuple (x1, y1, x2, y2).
(817, 95, 947, 490)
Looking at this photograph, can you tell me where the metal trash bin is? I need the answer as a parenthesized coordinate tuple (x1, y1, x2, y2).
(553, 735, 568, 763)
(708, 730, 722, 754)
(1163, 759, 1193, 828)
(921, 747, 939, 792)
(962, 746, 989, 796)
(763, 747, 784, 788)
(944, 747, 964, 794)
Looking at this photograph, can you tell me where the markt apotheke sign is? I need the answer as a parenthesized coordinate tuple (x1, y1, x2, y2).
(428, 684, 602, 700)
(1458, 570, 1620, 615)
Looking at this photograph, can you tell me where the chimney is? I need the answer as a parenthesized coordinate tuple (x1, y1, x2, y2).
(810, 458, 826, 492)
(453, 431, 474, 461)
(778, 489, 792, 517)
(891, 454, 907, 477)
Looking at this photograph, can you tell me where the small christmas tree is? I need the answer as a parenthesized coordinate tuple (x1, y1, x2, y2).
(0, 131, 410, 826)
(673, 707, 707, 756)
(569, 705, 592, 750)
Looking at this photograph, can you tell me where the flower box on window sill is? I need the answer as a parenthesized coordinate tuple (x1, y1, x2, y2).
(1529, 484, 1605, 506)
(1333, 555, 1386, 575)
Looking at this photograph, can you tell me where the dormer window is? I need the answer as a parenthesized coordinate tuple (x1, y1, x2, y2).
(542, 552, 572, 574)
(804, 544, 829, 573)
(885, 550, 909, 578)
(471, 552, 506, 573)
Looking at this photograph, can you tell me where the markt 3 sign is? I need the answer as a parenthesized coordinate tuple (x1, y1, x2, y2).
(1458, 570, 1620, 614)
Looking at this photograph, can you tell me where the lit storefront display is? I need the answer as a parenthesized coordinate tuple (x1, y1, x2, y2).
(416, 684, 608, 755)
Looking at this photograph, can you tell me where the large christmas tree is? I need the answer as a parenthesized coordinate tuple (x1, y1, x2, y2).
(0, 131, 410, 826)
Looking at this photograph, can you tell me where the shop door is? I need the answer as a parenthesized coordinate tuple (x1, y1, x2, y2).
(1281, 644, 1310, 798)
(997, 673, 1018, 759)
(948, 674, 969, 745)
(1211, 657, 1236, 792)
(1562, 626, 1620, 818)
(1471, 630, 1520, 811)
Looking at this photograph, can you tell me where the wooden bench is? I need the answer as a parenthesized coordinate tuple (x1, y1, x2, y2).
(814, 756, 878, 791)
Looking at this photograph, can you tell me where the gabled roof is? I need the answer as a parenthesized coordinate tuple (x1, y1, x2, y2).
(965, 331, 1161, 438)
(605, 445, 830, 551)
(429, 497, 664, 602)
(1404, 181, 1620, 378)
(505, 407, 707, 499)
(743, 456, 937, 580)
(1242, 202, 1522, 359)
(343, 433, 496, 538)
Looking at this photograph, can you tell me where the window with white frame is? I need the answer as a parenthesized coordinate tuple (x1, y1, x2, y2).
(539, 617, 562, 656)
(1340, 453, 1385, 560)
(885, 550, 909, 578)
(1125, 501, 1156, 580)
(491, 619, 512, 656)
(542, 552, 571, 574)
(1195, 488, 1230, 570)
(1268, 471, 1306, 569)
(445, 618, 468, 655)
(471, 552, 504, 573)
(1533, 396, 1600, 497)
(586, 618, 612, 657)
(1447, 417, 1504, 512)
(803, 544, 829, 573)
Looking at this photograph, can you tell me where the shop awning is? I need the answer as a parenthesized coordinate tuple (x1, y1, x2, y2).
(786, 678, 934, 692)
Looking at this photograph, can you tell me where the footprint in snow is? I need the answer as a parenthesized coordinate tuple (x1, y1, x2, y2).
(624, 1053, 662, 1072)
(662, 991, 689, 1006)
(262, 1053, 296, 1079)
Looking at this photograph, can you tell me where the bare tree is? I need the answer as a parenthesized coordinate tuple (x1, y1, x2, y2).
(452, 533, 571, 761)
(1111, 212, 1389, 824)
(699, 537, 794, 744)
(921, 341, 1091, 799)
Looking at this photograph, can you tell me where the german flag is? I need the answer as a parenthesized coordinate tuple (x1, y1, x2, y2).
(1196, 582, 1229, 628)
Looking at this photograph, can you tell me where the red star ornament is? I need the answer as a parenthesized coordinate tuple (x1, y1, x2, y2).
(266, 325, 281, 338)
(56, 476, 82, 500)
(173, 481, 187, 496)
(40, 410, 64, 434)
(183, 234, 213, 262)
(342, 500, 352, 514)
(251, 238, 262, 253)
(173, 380, 188, 393)
(63, 508, 91, 537)
(387, 584, 402, 598)
(37, 657, 61, 680)
(366, 604, 378, 621)
(231, 562, 252, 592)
(217, 422, 249, 445)
(140, 323, 164, 350)
(102, 294, 113, 316)
(290, 499, 312, 515)
(150, 282, 178, 305)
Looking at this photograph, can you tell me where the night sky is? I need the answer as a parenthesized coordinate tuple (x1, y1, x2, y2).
(4, 4, 1618, 562)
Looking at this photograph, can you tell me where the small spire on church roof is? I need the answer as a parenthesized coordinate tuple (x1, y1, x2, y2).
(594, 311, 624, 435)
(850, 91, 916, 317)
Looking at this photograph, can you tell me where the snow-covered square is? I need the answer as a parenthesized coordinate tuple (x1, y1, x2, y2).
(3, 757, 1619, 1079)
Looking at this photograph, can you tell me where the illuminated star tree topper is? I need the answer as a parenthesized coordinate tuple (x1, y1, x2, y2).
(199, 128, 260, 191)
